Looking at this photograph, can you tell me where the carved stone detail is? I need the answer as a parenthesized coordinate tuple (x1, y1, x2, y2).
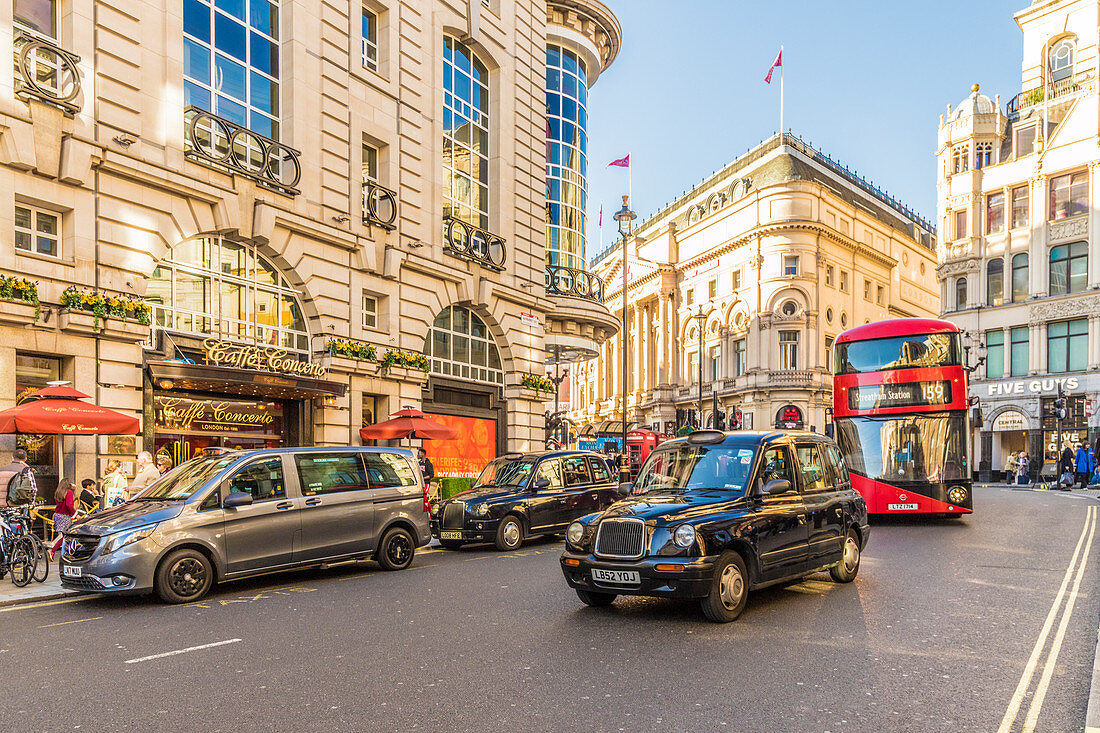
(1028, 293, 1100, 325)
(1048, 215, 1088, 244)
(936, 259, 979, 277)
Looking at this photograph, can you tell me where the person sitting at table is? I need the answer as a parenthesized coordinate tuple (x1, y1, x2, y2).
(79, 478, 101, 511)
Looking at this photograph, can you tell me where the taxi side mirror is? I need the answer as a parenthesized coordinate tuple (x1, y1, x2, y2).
(617, 481, 633, 497)
(763, 479, 793, 496)
(532, 478, 551, 491)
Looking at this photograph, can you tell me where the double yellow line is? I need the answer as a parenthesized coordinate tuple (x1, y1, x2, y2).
(998, 504, 1096, 733)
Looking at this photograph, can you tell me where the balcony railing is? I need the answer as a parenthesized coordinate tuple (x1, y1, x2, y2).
(1007, 74, 1089, 118)
(546, 265, 604, 303)
(362, 180, 397, 230)
(442, 216, 506, 271)
(13, 30, 81, 113)
(183, 106, 302, 195)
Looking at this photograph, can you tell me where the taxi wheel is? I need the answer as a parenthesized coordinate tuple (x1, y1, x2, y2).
(439, 540, 465, 550)
(830, 530, 861, 583)
(576, 588, 616, 607)
(494, 515, 524, 551)
(155, 548, 214, 604)
(700, 552, 748, 623)
(377, 527, 415, 571)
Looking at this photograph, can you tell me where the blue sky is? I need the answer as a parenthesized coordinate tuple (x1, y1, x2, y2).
(584, 0, 1025, 259)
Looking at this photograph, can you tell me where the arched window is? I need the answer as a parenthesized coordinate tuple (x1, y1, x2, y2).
(1050, 241, 1087, 295)
(423, 305, 503, 384)
(781, 300, 798, 316)
(1011, 253, 1029, 302)
(955, 277, 967, 311)
(975, 142, 993, 169)
(443, 37, 490, 230)
(987, 258, 1004, 306)
(1050, 38, 1075, 83)
(546, 44, 589, 269)
(146, 236, 309, 354)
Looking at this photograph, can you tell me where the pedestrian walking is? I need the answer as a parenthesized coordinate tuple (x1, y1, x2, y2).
(1016, 452, 1030, 485)
(417, 447, 436, 501)
(128, 451, 161, 499)
(0, 448, 37, 507)
(48, 479, 78, 559)
(1003, 451, 1017, 484)
(1075, 442, 1094, 490)
(102, 459, 128, 507)
(1061, 445, 1075, 477)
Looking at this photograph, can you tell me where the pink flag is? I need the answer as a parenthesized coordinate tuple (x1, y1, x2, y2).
(607, 154, 630, 168)
(764, 49, 783, 84)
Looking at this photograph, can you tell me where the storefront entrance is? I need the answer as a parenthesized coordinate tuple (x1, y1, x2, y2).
(153, 393, 284, 465)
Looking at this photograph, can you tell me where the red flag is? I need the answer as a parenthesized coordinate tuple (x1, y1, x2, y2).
(598, 204, 603, 227)
(764, 49, 783, 84)
(607, 154, 630, 168)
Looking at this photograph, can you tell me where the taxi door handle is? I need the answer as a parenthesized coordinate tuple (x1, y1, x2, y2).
(276, 502, 293, 511)
(304, 498, 323, 507)
(797, 514, 808, 525)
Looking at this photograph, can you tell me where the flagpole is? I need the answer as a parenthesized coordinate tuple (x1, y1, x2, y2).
(779, 44, 784, 134)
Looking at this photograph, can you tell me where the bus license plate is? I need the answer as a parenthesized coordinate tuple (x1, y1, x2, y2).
(888, 503, 919, 511)
(440, 531, 463, 540)
(60, 564, 82, 578)
(592, 568, 640, 584)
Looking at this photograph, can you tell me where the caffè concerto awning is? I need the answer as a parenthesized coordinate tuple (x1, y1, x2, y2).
(147, 360, 347, 401)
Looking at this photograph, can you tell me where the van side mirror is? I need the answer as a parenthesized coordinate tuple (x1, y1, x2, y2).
(532, 478, 551, 491)
(617, 481, 633, 497)
(763, 479, 793, 496)
(223, 491, 254, 509)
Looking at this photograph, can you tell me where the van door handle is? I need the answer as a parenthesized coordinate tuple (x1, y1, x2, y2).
(305, 498, 322, 507)
(276, 502, 293, 510)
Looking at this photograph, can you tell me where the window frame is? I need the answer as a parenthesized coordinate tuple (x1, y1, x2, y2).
(1049, 170, 1088, 221)
(839, 270, 849, 293)
(954, 209, 968, 240)
(1010, 326, 1028, 377)
(783, 255, 799, 277)
(362, 292, 378, 329)
(734, 338, 746, 377)
(778, 330, 799, 370)
(795, 444, 829, 494)
(1011, 253, 1029, 302)
(1047, 318, 1088, 374)
(225, 456, 287, 503)
(295, 452, 370, 496)
(1011, 186, 1029, 229)
(442, 36, 490, 230)
(985, 329, 1005, 379)
(1049, 241, 1087, 296)
(825, 265, 834, 287)
(14, 203, 61, 259)
(955, 276, 967, 311)
(361, 6, 378, 72)
(1015, 126, 1036, 158)
(986, 258, 1004, 306)
(13, 0, 58, 38)
(1050, 38, 1075, 82)
(987, 191, 1004, 234)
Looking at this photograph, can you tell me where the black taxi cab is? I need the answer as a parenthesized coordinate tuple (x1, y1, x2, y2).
(431, 450, 618, 551)
(560, 430, 869, 622)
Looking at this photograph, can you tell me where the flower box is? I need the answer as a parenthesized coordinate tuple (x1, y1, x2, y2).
(0, 298, 39, 327)
(385, 365, 428, 384)
(102, 317, 151, 342)
(59, 309, 100, 335)
(329, 355, 380, 375)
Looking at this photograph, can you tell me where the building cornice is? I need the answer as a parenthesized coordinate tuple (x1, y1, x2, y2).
(546, 0, 622, 72)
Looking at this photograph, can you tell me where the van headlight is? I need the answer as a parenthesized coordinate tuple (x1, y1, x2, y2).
(473, 503, 490, 516)
(672, 524, 696, 549)
(102, 524, 159, 555)
(566, 522, 585, 547)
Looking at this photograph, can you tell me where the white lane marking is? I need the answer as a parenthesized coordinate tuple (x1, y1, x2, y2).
(1023, 507, 1097, 732)
(998, 505, 1095, 733)
(123, 638, 241, 664)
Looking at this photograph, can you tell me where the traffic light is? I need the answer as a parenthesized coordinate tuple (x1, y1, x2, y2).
(1054, 395, 1067, 421)
(715, 410, 726, 430)
(731, 409, 743, 430)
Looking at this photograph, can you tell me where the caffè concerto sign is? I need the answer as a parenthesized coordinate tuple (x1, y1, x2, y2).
(202, 338, 327, 378)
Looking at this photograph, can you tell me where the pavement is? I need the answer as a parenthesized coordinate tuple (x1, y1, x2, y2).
(1, 485, 1099, 731)
(0, 573, 79, 607)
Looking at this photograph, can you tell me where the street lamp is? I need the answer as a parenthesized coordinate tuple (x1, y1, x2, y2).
(545, 365, 569, 447)
(691, 306, 709, 429)
(963, 332, 987, 374)
(613, 195, 636, 483)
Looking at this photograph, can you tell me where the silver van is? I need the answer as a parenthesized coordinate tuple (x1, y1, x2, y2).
(59, 447, 431, 603)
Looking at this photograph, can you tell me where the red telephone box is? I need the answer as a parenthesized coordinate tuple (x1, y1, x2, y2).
(625, 428, 669, 480)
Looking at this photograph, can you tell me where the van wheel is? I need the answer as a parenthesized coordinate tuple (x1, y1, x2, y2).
(156, 549, 214, 604)
(494, 515, 524, 551)
(377, 527, 415, 571)
(576, 588, 616, 607)
(830, 530, 861, 583)
(700, 552, 748, 623)
(439, 540, 465, 550)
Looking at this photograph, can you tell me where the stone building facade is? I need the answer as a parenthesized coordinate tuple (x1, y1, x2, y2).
(0, 0, 621, 495)
(937, 0, 1100, 481)
(567, 134, 939, 440)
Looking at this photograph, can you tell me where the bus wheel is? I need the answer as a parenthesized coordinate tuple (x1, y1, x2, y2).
(830, 530, 861, 583)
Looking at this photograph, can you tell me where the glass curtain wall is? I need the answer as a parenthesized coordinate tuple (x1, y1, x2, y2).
(545, 45, 589, 270)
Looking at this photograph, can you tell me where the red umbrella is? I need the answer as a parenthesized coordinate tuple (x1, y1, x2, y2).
(0, 399, 139, 435)
(359, 408, 458, 441)
(21, 385, 92, 400)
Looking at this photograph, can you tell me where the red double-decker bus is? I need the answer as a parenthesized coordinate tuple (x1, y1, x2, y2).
(832, 318, 973, 516)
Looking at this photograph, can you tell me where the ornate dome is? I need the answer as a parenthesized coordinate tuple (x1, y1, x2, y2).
(948, 84, 996, 120)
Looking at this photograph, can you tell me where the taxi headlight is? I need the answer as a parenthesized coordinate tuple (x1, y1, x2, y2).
(474, 502, 490, 517)
(672, 524, 696, 549)
(566, 522, 585, 546)
(102, 524, 159, 555)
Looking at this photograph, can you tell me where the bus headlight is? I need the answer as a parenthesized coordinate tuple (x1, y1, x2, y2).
(947, 486, 968, 505)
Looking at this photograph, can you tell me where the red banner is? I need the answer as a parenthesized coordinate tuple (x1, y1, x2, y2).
(423, 413, 496, 478)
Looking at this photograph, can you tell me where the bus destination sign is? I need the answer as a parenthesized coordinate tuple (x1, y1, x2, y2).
(848, 380, 952, 411)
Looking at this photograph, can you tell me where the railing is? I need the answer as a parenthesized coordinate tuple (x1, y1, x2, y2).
(183, 106, 302, 195)
(1007, 74, 1089, 118)
(13, 30, 81, 113)
(546, 265, 604, 302)
(362, 180, 397, 230)
(442, 216, 506, 271)
(766, 369, 815, 387)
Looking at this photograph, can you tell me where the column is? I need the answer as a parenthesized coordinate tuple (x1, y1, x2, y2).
(1089, 314, 1100, 371)
(633, 305, 644, 393)
(1029, 177, 1047, 298)
(1030, 322, 1043, 375)
(658, 293, 670, 385)
(642, 303, 652, 390)
(670, 294, 681, 385)
(1002, 326, 1012, 377)
(1090, 162, 1099, 289)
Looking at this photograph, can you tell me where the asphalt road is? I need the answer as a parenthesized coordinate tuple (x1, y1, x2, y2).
(2, 485, 1098, 732)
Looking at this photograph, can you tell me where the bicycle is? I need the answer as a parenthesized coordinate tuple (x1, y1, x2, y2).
(0, 508, 38, 587)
